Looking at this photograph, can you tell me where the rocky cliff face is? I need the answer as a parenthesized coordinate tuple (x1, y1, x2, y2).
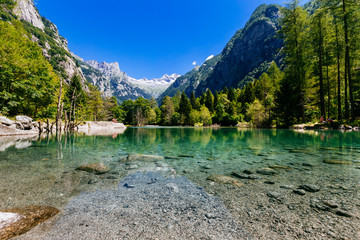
(195, 4, 283, 95)
(14, 0, 44, 29)
(13, 0, 85, 85)
(162, 4, 283, 98)
(158, 55, 220, 101)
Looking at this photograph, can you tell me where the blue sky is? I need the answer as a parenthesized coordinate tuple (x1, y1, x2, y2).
(35, 0, 309, 79)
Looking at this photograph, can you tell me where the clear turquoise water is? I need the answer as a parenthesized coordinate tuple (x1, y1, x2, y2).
(0, 127, 359, 210)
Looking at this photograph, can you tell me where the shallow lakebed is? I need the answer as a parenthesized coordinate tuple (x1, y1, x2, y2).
(0, 127, 359, 239)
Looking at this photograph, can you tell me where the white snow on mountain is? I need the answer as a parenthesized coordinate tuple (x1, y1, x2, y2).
(128, 74, 180, 98)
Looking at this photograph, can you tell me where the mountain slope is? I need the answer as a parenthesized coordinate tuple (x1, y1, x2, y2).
(9, 0, 86, 85)
(161, 4, 283, 98)
(158, 54, 220, 101)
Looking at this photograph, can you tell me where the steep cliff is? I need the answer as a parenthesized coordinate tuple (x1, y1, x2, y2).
(196, 4, 283, 95)
(162, 4, 283, 97)
(4, 0, 86, 85)
(158, 54, 220, 101)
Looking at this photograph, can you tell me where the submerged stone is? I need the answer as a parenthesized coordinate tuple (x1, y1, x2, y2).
(256, 168, 277, 176)
(267, 191, 283, 199)
(299, 184, 320, 193)
(322, 200, 338, 209)
(178, 154, 195, 158)
(335, 210, 353, 218)
(323, 159, 351, 165)
(0, 206, 59, 239)
(126, 154, 164, 162)
(293, 189, 306, 195)
(76, 163, 110, 174)
(269, 165, 293, 171)
(206, 175, 243, 186)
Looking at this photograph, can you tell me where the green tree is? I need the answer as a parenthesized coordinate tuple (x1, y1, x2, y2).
(277, 0, 310, 123)
(160, 96, 175, 125)
(0, 20, 58, 117)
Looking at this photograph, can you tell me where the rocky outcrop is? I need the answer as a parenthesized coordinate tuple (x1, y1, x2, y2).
(12, 0, 86, 86)
(14, 0, 44, 30)
(195, 4, 282, 94)
(162, 4, 283, 98)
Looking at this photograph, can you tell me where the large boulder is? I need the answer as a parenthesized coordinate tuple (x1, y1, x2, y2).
(0, 117, 14, 126)
(0, 206, 59, 239)
(15, 116, 33, 130)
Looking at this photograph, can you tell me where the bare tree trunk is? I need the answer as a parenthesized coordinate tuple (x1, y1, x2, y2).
(64, 110, 68, 131)
(46, 119, 50, 133)
(38, 121, 43, 134)
(56, 79, 63, 132)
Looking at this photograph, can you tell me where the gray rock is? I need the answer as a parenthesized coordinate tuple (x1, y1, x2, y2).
(264, 181, 275, 185)
(299, 184, 320, 193)
(293, 189, 306, 195)
(322, 200, 338, 209)
(15, 115, 33, 124)
(256, 168, 277, 176)
(280, 185, 294, 190)
(335, 210, 353, 218)
(267, 191, 283, 199)
(231, 172, 250, 179)
(248, 174, 261, 179)
(0, 117, 14, 126)
(302, 163, 313, 167)
(243, 170, 254, 175)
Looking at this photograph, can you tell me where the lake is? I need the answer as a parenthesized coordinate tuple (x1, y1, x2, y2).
(0, 127, 359, 239)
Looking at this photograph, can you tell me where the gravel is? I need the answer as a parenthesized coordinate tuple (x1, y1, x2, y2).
(41, 172, 250, 239)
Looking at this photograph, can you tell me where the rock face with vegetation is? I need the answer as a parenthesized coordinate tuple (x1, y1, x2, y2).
(161, 4, 283, 99)
(12, 0, 85, 84)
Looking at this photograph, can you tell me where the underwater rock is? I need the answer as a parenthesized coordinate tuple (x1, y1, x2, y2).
(231, 172, 250, 179)
(322, 200, 338, 209)
(335, 210, 353, 218)
(280, 185, 295, 190)
(178, 154, 195, 158)
(269, 165, 293, 171)
(206, 175, 242, 186)
(126, 154, 164, 162)
(256, 168, 277, 176)
(299, 184, 320, 193)
(302, 163, 314, 167)
(323, 160, 351, 165)
(293, 189, 306, 195)
(76, 163, 110, 174)
(0, 206, 59, 239)
(243, 170, 254, 175)
(267, 191, 283, 199)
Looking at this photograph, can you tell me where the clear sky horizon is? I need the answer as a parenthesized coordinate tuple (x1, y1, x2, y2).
(35, 0, 309, 79)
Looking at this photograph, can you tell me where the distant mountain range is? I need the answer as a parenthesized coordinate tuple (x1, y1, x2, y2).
(80, 59, 179, 101)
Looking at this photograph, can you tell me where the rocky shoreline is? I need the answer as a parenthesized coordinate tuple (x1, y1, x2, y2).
(0, 116, 126, 137)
